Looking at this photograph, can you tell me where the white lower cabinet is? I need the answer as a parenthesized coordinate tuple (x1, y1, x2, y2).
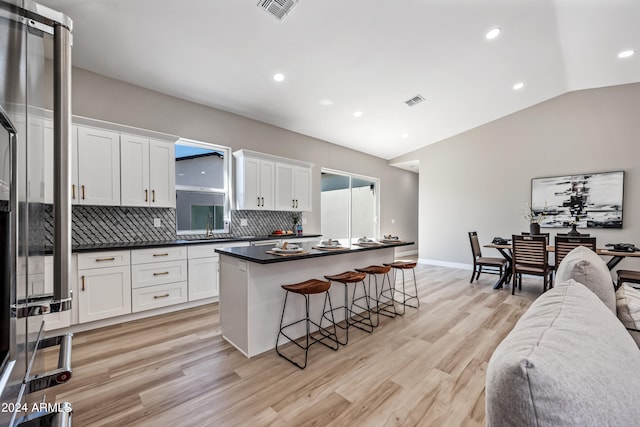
(188, 255, 219, 301)
(77, 251, 132, 323)
(131, 247, 188, 312)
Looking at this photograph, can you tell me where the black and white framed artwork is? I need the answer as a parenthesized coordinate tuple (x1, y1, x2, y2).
(531, 171, 624, 229)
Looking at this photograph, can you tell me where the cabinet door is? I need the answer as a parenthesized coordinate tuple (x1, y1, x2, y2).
(275, 163, 295, 210)
(120, 134, 150, 207)
(77, 126, 121, 205)
(188, 257, 219, 301)
(293, 166, 312, 211)
(259, 159, 275, 210)
(237, 157, 260, 210)
(78, 265, 131, 323)
(149, 139, 176, 208)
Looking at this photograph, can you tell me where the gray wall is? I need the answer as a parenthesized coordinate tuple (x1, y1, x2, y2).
(71, 67, 419, 251)
(391, 83, 640, 271)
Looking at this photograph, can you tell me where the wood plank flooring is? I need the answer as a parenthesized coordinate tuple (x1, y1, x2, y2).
(45, 265, 541, 426)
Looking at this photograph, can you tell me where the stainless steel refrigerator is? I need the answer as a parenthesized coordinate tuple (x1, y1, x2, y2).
(1, 1, 74, 426)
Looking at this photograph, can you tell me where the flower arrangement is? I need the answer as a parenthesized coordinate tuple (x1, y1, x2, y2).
(291, 212, 302, 227)
(522, 202, 547, 224)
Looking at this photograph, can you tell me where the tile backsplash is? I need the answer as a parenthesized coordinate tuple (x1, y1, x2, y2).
(44, 205, 307, 245)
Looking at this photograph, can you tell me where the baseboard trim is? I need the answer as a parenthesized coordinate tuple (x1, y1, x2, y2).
(419, 259, 473, 270)
(396, 249, 418, 258)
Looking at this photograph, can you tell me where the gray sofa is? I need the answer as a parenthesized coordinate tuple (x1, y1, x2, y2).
(486, 246, 640, 426)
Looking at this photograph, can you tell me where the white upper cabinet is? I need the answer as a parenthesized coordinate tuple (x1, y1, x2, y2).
(234, 150, 313, 212)
(234, 153, 275, 210)
(120, 136, 175, 208)
(76, 126, 121, 205)
(149, 139, 176, 208)
(120, 134, 150, 207)
(275, 163, 312, 211)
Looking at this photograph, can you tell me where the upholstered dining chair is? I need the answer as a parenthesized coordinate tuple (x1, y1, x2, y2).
(468, 231, 507, 284)
(554, 235, 597, 268)
(511, 234, 554, 294)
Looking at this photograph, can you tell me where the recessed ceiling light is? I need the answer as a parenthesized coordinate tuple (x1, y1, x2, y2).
(319, 99, 334, 106)
(513, 82, 525, 91)
(401, 133, 409, 139)
(273, 73, 285, 82)
(618, 49, 636, 59)
(486, 27, 501, 40)
(201, 171, 206, 174)
(353, 111, 363, 118)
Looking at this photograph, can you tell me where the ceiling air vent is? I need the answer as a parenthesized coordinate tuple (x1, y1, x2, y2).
(258, 0, 298, 21)
(404, 94, 425, 107)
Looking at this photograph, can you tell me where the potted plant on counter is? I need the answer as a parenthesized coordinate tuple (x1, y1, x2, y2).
(523, 202, 547, 235)
(292, 212, 303, 236)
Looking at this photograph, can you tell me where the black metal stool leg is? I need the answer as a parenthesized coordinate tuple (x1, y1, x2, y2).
(375, 272, 398, 318)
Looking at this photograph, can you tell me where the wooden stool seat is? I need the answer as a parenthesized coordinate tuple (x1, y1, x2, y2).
(385, 261, 417, 269)
(355, 265, 391, 275)
(324, 271, 367, 283)
(323, 270, 373, 345)
(276, 278, 339, 369)
(383, 260, 419, 314)
(355, 265, 396, 322)
(282, 279, 331, 295)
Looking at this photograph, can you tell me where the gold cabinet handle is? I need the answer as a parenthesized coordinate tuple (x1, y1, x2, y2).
(152, 253, 169, 257)
(153, 294, 170, 299)
(152, 189, 155, 203)
(72, 184, 76, 200)
(153, 271, 169, 276)
(81, 184, 85, 200)
(95, 257, 116, 262)
(81, 275, 85, 291)
(145, 189, 148, 202)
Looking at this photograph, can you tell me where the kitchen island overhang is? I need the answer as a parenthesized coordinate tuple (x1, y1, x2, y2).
(216, 242, 414, 358)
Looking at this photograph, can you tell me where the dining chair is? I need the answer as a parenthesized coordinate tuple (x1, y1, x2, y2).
(521, 232, 550, 243)
(511, 234, 553, 294)
(554, 235, 597, 268)
(468, 231, 507, 284)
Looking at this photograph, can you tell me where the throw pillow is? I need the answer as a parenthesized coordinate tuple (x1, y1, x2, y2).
(616, 283, 640, 347)
(555, 245, 616, 313)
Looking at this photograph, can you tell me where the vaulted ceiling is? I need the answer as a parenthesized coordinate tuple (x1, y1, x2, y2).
(40, 0, 639, 160)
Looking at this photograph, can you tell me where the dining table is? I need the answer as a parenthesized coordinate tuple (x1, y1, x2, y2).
(483, 242, 640, 290)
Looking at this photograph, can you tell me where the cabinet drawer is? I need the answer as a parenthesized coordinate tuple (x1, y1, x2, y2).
(131, 260, 187, 288)
(132, 281, 188, 313)
(187, 244, 219, 260)
(78, 250, 130, 269)
(131, 246, 187, 264)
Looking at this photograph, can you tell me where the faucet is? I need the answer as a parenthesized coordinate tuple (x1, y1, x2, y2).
(205, 213, 214, 238)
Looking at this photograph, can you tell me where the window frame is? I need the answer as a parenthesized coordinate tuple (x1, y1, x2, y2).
(320, 167, 380, 244)
(175, 138, 231, 235)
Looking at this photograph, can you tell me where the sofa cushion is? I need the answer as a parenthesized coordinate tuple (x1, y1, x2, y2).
(554, 245, 615, 313)
(486, 279, 640, 427)
(616, 283, 640, 347)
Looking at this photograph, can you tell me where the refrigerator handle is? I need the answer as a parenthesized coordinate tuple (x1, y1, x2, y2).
(52, 23, 73, 311)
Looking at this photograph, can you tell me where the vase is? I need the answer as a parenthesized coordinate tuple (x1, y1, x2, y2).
(529, 223, 540, 235)
(567, 223, 581, 236)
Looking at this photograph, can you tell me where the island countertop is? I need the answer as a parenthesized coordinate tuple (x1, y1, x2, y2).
(215, 241, 414, 264)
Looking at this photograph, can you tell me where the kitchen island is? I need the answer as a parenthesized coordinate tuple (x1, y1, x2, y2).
(216, 241, 414, 357)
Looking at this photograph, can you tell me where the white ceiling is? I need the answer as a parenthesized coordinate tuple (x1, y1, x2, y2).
(40, 0, 639, 161)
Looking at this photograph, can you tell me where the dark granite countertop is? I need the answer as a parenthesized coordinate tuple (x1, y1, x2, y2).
(46, 234, 323, 254)
(215, 241, 414, 264)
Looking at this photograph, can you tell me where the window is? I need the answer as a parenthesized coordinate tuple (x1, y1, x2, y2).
(175, 139, 230, 234)
(321, 169, 379, 244)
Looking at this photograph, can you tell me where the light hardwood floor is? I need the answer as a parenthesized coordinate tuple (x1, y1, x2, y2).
(46, 264, 541, 426)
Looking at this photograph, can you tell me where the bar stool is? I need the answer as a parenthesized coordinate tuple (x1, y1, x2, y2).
(354, 265, 397, 326)
(384, 261, 419, 315)
(617, 270, 640, 290)
(276, 279, 339, 369)
(323, 271, 373, 345)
